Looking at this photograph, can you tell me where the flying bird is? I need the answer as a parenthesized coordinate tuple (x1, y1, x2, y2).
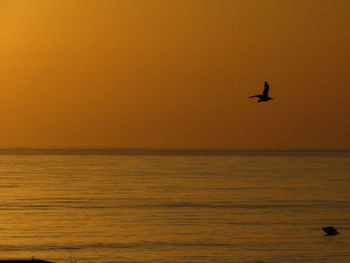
(249, 81, 273, 102)
(322, 226, 340, 236)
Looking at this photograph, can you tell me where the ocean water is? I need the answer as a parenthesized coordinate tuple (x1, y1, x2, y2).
(0, 149, 349, 263)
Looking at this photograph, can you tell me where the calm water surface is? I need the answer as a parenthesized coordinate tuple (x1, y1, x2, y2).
(0, 149, 349, 263)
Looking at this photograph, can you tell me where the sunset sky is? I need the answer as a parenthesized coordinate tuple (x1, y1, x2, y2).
(0, 0, 349, 148)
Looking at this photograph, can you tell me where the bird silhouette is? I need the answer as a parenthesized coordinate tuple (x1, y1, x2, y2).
(249, 81, 273, 102)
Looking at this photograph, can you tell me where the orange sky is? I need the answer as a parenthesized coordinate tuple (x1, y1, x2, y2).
(0, 0, 349, 148)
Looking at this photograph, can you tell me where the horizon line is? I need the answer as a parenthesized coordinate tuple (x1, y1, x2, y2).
(0, 147, 348, 152)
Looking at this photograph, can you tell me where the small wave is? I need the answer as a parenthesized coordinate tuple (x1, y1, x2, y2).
(0, 241, 236, 252)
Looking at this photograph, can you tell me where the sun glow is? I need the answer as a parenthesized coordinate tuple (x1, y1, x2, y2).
(0, 0, 349, 148)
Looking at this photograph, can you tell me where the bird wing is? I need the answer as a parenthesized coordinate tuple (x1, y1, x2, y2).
(263, 81, 269, 96)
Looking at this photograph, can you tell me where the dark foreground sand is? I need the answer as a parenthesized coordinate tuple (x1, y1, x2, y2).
(0, 260, 54, 263)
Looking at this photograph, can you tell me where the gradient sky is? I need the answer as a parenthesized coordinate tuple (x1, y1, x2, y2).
(0, 0, 349, 148)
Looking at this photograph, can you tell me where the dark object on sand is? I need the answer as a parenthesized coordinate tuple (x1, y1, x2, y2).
(322, 226, 340, 236)
(0, 260, 54, 263)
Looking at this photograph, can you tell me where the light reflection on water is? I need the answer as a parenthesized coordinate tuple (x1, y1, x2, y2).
(0, 150, 349, 263)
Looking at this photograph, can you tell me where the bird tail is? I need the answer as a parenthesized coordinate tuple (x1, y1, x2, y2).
(249, 95, 258, 98)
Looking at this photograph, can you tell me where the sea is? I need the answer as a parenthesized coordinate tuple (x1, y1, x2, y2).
(0, 149, 349, 263)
